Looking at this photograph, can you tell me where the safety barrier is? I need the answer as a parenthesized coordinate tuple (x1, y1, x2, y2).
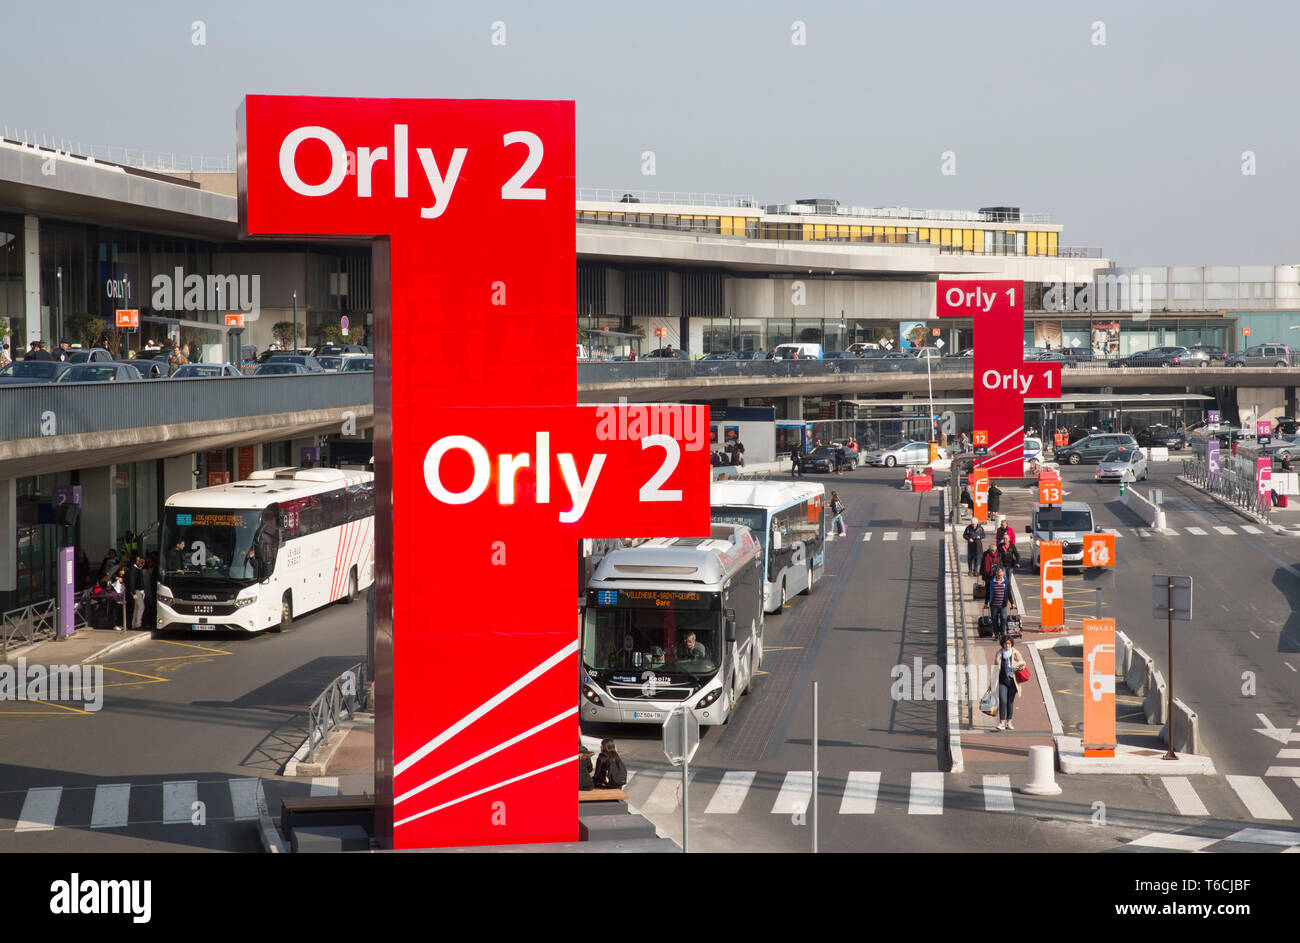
(1120, 486, 1167, 528)
(1161, 698, 1203, 754)
(305, 663, 367, 763)
(1124, 647, 1157, 697)
(1182, 458, 1272, 524)
(1142, 669, 1169, 725)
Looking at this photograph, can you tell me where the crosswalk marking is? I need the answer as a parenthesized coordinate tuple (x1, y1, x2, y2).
(1135, 528, 1154, 537)
(1264, 766, 1300, 778)
(861, 532, 872, 542)
(162, 780, 198, 824)
(1213, 525, 1236, 535)
(839, 772, 880, 814)
(1226, 775, 1291, 820)
(1161, 777, 1209, 816)
(1242, 525, 1264, 534)
(1277, 749, 1300, 760)
(228, 779, 266, 821)
(982, 775, 1015, 811)
(1131, 833, 1219, 852)
(704, 771, 755, 814)
(1158, 527, 1178, 536)
(642, 771, 694, 813)
(911, 532, 926, 542)
(771, 771, 812, 815)
(883, 532, 898, 542)
(1185, 526, 1208, 536)
(15, 787, 62, 832)
(310, 777, 340, 797)
(908, 772, 944, 815)
(90, 783, 131, 829)
(1223, 827, 1300, 846)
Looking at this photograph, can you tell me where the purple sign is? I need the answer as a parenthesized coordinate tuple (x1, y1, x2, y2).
(52, 485, 82, 507)
(1207, 440, 1221, 484)
(300, 446, 321, 463)
(58, 546, 75, 638)
(1208, 410, 1221, 425)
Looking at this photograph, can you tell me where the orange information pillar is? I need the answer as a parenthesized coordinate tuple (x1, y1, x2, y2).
(970, 468, 990, 523)
(1082, 618, 1117, 757)
(1039, 541, 1063, 630)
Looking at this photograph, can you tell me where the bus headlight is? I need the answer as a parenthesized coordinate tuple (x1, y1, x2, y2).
(157, 587, 173, 602)
(581, 685, 604, 707)
(697, 688, 722, 708)
(235, 596, 257, 608)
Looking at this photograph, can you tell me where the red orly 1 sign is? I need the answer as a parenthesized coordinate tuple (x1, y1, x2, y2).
(936, 281, 1061, 478)
(238, 96, 710, 849)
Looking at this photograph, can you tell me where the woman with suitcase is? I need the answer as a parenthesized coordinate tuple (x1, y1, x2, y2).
(986, 635, 1028, 730)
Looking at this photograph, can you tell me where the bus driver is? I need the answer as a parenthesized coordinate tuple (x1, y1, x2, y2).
(676, 631, 708, 662)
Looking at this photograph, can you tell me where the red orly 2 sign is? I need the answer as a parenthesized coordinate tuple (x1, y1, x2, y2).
(937, 281, 1061, 477)
(238, 96, 710, 849)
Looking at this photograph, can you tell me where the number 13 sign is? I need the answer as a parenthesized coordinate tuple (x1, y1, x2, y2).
(239, 96, 709, 850)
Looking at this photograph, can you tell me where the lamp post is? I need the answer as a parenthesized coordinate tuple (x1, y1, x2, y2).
(56, 266, 64, 346)
(292, 290, 298, 353)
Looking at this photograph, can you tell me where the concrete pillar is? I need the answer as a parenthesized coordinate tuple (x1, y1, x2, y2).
(784, 395, 804, 422)
(726, 398, 745, 407)
(163, 455, 197, 503)
(79, 466, 118, 561)
(0, 479, 16, 593)
(23, 215, 42, 348)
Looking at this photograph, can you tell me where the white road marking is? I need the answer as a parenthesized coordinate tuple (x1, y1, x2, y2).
(1277, 749, 1300, 760)
(642, 771, 695, 813)
(982, 774, 1015, 811)
(1213, 525, 1236, 535)
(1158, 527, 1178, 536)
(1222, 827, 1300, 847)
(1136, 528, 1154, 538)
(862, 532, 872, 542)
(1131, 833, 1218, 852)
(162, 780, 198, 824)
(1249, 631, 1261, 639)
(1185, 527, 1208, 536)
(883, 532, 899, 542)
(310, 777, 340, 797)
(1161, 777, 1209, 816)
(1226, 775, 1291, 820)
(839, 772, 880, 814)
(90, 783, 131, 829)
(228, 778, 267, 821)
(911, 532, 926, 542)
(908, 772, 944, 815)
(770, 771, 813, 815)
(704, 771, 754, 814)
(1242, 525, 1264, 534)
(15, 787, 62, 832)
(1264, 766, 1300, 778)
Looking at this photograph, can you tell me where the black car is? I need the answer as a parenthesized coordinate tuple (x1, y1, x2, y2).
(1054, 433, 1139, 464)
(1135, 425, 1187, 450)
(644, 347, 690, 361)
(1109, 346, 1192, 368)
(110, 359, 164, 379)
(0, 361, 71, 385)
(798, 445, 853, 473)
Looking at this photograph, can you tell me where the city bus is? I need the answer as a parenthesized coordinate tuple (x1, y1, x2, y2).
(156, 467, 375, 633)
(580, 523, 763, 726)
(709, 480, 826, 613)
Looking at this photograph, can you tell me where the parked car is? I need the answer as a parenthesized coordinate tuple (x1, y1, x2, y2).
(1023, 437, 1044, 464)
(172, 363, 244, 378)
(1026, 501, 1097, 570)
(340, 356, 374, 372)
(846, 342, 880, 355)
(772, 343, 823, 360)
(265, 354, 326, 373)
(1095, 448, 1148, 483)
(830, 440, 861, 468)
(1227, 343, 1292, 367)
(113, 359, 164, 379)
(1025, 350, 1067, 364)
(56, 363, 141, 383)
(1135, 425, 1187, 450)
(67, 347, 115, 364)
(644, 347, 690, 360)
(253, 362, 308, 376)
(798, 445, 854, 473)
(864, 440, 946, 468)
(1054, 433, 1138, 465)
(0, 361, 71, 385)
(1060, 348, 1100, 366)
(314, 343, 368, 357)
(1109, 346, 1192, 368)
(823, 350, 860, 361)
(911, 347, 943, 361)
(1187, 345, 1226, 363)
(701, 351, 739, 361)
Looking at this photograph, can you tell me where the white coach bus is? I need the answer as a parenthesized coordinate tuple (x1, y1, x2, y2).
(156, 467, 375, 633)
(580, 523, 763, 726)
(709, 480, 826, 613)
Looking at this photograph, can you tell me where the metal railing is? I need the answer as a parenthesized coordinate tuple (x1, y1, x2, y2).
(0, 373, 373, 441)
(1181, 458, 1272, 524)
(578, 188, 758, 208)
(1, 595, 92, 656)
(0, 132, 234, 174)
(305, 663, 367, 763)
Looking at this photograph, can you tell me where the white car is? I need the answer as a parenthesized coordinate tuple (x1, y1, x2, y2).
(1095, 448, 1148, 483)
(864, 440, 948, 468)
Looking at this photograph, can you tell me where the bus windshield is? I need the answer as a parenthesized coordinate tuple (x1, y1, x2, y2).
(583, 605, 721, 676)
(711, 506, 767, 558)
(161, 507, 275, 584)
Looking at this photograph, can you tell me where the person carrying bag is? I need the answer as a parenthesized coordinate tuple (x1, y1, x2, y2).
(985, 636, 1028, 730)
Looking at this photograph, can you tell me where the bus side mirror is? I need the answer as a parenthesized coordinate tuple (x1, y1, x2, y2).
(772, 531, 782, 550)
(724, 609, 737, 642)
(1023, 526, 1032, 535)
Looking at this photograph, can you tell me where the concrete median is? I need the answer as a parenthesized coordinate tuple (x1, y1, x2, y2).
(1120, 486, 1166, 528)
(1160, 698, 1203, 755)
(1142, 669, 1168, 725)
(1125, 647, 1157, 697)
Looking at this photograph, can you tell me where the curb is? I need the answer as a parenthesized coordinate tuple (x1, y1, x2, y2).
(283, 713, 371, 777)
(1176, 474, 1298, 534)
(940, 490, 964, 773)
(79, 630, 155, 664)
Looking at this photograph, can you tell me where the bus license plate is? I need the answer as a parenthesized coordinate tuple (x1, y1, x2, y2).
(192, 624, 215, 631)
(631, 711, 663, 720)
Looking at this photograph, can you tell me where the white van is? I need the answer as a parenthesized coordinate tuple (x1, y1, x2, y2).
(772, 343, 822, 360)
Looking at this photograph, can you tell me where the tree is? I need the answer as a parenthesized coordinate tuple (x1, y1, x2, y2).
(65, 311, 107, 349)
(318, 324, 344, 344)
(272, 321, 303, 348)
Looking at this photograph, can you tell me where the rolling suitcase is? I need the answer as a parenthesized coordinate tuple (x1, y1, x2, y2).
(1003, 613, 1023, 639)
(973, 581, 986, 602)
(977, 615, 995, 638)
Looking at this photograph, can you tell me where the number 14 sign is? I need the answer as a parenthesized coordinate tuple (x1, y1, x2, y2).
(1082, 533, 1115, 568)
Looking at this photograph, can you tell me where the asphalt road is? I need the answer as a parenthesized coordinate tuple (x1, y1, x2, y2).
(0, 598, 368, 852)
(588, 463, 1300, 853)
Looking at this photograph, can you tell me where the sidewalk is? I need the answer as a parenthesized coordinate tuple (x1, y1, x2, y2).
(1, 626, 153, 667)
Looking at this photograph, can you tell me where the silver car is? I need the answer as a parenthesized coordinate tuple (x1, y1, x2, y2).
(864, 440, 946, 467)
(1094, 448, 1147, 483)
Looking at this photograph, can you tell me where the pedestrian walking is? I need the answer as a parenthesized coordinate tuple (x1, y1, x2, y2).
(986, 482, 1003, 514)
(986, 635, 1028, 730)
(995, 516, 1017, 548)
(984, 565, 1011, 637)
(828, 490, 847, 537)
(962, 520, 986, 577)
(734, 440, 745, 466)
(74, 548, 90, 592)
(997, 535, 1020, 571)
(791, 445, 802, 478)
(126, 554, 146, 630)
(98, 548, 120, 580)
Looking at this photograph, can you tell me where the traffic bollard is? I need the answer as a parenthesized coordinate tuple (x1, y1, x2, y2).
(1021, 744, 1062, 795)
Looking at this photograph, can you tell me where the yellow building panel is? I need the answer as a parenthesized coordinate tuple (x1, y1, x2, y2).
(940, 229, 951, 246)
(802, 223, 814, 240)
(975, 230, 985, 252)
(963, 229, 974, 251)
(919, 228, 929, 241)
(1048, 231, 1058, 256)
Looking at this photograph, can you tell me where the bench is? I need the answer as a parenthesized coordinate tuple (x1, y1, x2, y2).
(280, 794, 375, 835)
(579, 789, 629, 803)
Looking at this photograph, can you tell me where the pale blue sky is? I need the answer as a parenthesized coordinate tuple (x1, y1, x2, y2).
(4, 0, 1298, 265)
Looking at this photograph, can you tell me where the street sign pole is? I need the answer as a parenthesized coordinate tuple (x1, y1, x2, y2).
(1165, 575, 1175, 761)
(812, 681, 819, 854)
(680, 704, 690, 853)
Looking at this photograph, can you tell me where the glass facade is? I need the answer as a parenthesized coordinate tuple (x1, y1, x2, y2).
(0, 212, 23, 357)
